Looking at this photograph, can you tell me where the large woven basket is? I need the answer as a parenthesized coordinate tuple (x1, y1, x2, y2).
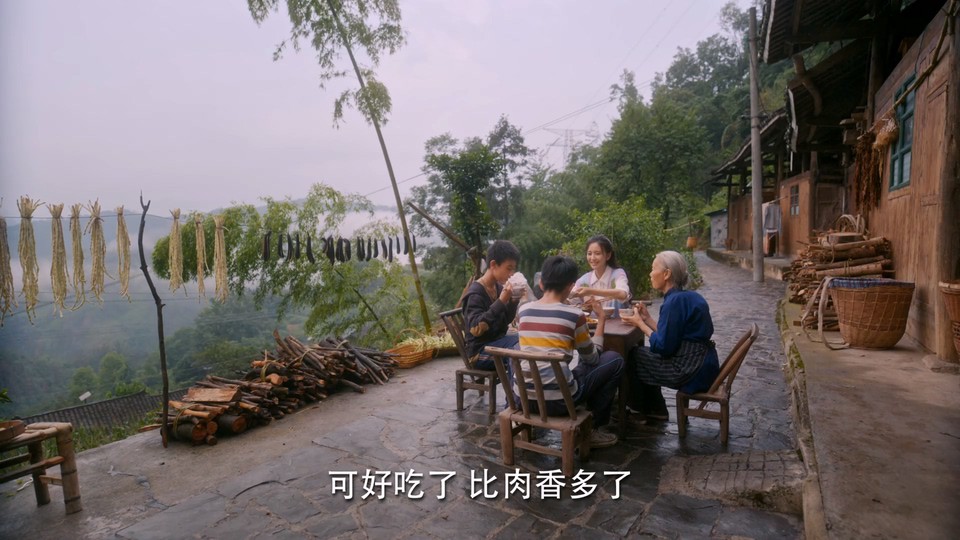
(939, 281, 960, 322)
(386, 343, 436, 369)
(952, 321, 960, 359)
(829, 278, 915, 349)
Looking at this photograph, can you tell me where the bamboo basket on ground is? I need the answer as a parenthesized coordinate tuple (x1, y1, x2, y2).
(829, 278, 915, 349)
(386, 329, 438, 369)
(940, 281, 960, 356)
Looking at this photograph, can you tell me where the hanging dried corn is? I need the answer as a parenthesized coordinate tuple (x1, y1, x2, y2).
(168, 209, 184, 293)
(17, 196, 41, 322)
(116, 206, 131, 301)
(86, 200, 108, 305)
(194, 213, 206, 299)
(0, 214, 17, 325)
(213, 215, 227, 303)
(48, 203, 69, 316)
(69, 203, 86, 309)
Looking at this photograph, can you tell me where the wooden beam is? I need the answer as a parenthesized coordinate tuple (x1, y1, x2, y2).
(790, 20, 876, 44)
(795, 143, 849, 153)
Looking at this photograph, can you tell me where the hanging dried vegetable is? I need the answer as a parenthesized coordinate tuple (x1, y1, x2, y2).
(195, 214, 207, 299)
(117, 206, 131, 301)
(48, 203, 69, 316)
(168, 209, 184, 294)
(0, 214, 17, 325)
(262, 231, 272, 261)
(17, 196, 42, 321)
(213, 214, 227, 303)
(86, 200, 108, 305)
(69, 203, 86, 309)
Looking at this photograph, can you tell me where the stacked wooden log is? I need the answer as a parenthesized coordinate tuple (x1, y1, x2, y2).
(149, 331, 397, 445)
(784, 236, 894, 331)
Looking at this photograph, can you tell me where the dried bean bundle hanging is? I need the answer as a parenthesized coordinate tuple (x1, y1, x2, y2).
(0, 214, 17, 325)
(17, 197, 42, 321)
(168, 209, 184, 293)
(69, 203, 86, 309)
(86, 200, 108, 305)
(48, 203, 69, 316)
(213, 214, 227, 303)
(194, 214, 207, 299)
(116, 206, 131, 301)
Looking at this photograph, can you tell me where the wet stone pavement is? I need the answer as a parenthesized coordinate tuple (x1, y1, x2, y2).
(115, 254, 801, 539)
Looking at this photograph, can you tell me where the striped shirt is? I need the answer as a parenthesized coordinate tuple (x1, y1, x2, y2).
(517, 302, 602, 400)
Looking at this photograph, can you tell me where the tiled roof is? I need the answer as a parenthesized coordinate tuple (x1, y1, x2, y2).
(21, 389, 188, 430)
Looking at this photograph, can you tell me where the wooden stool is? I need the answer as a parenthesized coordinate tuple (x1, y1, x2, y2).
(0, 422, 82, 514)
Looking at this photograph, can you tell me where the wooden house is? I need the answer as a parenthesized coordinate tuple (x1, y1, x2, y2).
(757, 0, 959, 361)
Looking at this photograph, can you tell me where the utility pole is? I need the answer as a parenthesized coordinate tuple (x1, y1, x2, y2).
(748, 7, 765, 282)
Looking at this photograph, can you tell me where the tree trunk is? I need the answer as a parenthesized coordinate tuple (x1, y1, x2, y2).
(326, 0, 432, 333)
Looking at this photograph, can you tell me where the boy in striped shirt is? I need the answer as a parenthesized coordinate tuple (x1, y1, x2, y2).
(517, 256, 624, 448)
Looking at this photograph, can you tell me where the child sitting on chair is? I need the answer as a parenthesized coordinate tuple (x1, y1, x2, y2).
(516, 256, 624, 448)
(462, 240, 523, 369)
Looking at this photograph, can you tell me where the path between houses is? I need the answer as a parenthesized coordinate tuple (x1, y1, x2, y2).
(1, 253, 803, 539)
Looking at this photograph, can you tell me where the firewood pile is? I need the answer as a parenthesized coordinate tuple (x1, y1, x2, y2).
(784, 236, 894, 331)
(152, 330, 397, 445)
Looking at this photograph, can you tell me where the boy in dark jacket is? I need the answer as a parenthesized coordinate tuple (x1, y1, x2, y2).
(462, 240, 522, 369)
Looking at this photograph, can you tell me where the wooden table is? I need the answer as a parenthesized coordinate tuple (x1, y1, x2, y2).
(0, 422, 82, 514)
(601, 319, 645, 433)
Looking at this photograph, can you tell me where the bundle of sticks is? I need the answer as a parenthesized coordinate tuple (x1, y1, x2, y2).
(784, 236, 894, 331)
(146, 331, 397, 445)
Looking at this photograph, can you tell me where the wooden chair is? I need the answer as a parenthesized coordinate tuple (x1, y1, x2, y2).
(486, 346, 592, 478)
(676, 323, 759, 445)
(439, 308, 499, 415)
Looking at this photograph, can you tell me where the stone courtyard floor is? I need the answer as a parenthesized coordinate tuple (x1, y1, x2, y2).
(1, 254, 804, 539)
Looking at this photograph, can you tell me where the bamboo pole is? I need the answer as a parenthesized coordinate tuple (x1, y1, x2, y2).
(326, 0, 431, 333)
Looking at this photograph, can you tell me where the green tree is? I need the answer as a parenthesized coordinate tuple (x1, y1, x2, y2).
(152, 183, 422, 350)
(560, 196, 666, 295)
(69, 367, 98, 402)
(248, 0, 431, 332)
(97, 352, 129, 398)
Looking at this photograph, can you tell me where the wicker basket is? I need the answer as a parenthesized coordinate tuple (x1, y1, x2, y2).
(939, 281, 960, 322)
(386, 343, 436, 369)
(952, 321, 960, 359)
(829, 278, 915, 349)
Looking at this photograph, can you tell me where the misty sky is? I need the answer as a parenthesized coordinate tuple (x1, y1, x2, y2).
(0, 0, 750, 217)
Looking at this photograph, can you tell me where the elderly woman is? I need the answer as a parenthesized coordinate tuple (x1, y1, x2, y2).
(621, 251, 719, 421)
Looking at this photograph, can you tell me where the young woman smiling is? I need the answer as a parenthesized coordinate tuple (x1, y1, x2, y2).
(569, 235, 631, 314)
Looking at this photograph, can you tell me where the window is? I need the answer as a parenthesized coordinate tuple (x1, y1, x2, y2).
(890, 76, 915, 190)
(790, 185, 800, 216)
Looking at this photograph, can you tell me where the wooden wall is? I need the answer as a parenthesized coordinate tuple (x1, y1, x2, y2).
(727, 189, 780, 252)
(778, 171, 813, 257)
(867, 8, 957, 361)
